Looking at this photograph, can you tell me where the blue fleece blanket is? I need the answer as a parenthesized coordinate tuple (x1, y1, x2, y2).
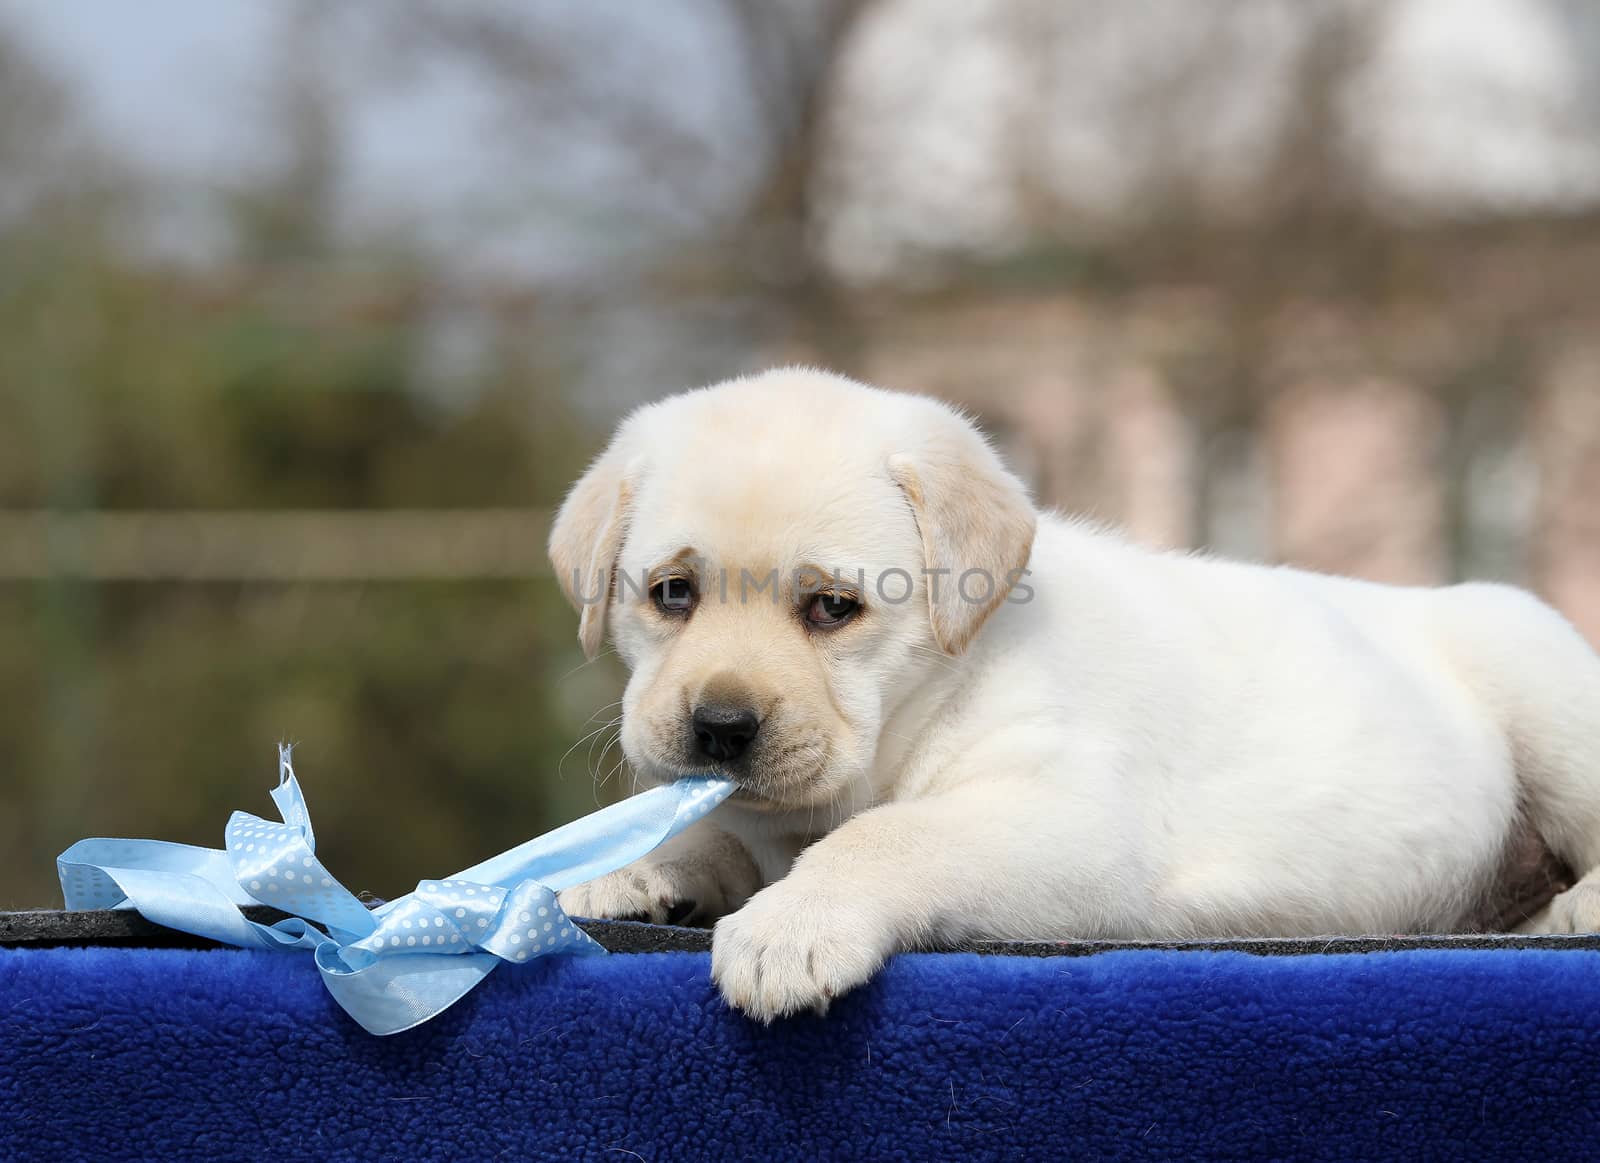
(4, 943, 1600, 1160)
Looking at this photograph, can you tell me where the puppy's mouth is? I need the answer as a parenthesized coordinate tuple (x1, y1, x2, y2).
(632, 752, 828, 812)
(719, 785, 825, 817)
(693, 766, 797, 809)
(725, 761, 836, 811)
(726, 781, 791, 809)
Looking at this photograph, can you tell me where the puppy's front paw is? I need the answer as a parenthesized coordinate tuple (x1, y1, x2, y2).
(712, 881, 891, 1022)
(559, 863, 694, 925)
(1521, 878, 1600, 934)
(559, 830, 760, 926)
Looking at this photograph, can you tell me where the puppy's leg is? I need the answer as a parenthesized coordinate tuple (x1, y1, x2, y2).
(1517, 887, 1600, 935)
(712, 779, 1133, 1021)
(559, 822, 762, 927)
(1434, 586, 1600, 933)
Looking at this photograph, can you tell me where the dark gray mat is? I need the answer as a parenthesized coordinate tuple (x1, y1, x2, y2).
(7, 908, 1600, 956)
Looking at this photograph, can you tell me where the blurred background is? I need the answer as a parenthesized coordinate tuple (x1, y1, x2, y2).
(3, 0, 1599, 909)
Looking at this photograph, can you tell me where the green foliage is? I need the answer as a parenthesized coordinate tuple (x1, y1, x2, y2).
(0, 210, 623, 908)
(0, 579, 626, 908)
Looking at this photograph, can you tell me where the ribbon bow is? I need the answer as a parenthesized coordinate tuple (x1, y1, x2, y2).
(57, 746, 734, 1035)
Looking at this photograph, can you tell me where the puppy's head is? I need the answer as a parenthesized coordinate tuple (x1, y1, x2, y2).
(549, 369, 1036, 810)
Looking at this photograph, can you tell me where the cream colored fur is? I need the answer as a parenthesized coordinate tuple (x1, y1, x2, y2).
(554, 368, 1600, 1021)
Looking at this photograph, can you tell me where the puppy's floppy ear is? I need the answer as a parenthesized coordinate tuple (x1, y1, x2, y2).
(889, 413, 1036, 655)
(548, 447, 637, 660)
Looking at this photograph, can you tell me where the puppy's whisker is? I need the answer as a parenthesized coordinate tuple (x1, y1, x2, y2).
(554, 649, 618, 687)
(577, 699, 625, 728)
(590, 750, 630, 804)
(557, 715, 624, 784)
(585, 726, 624, 789)
(588, 735, 626, 809)
(584, 715, 622, 757)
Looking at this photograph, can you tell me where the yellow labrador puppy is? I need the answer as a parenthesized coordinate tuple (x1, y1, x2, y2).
(553, 368, 1600, 1021)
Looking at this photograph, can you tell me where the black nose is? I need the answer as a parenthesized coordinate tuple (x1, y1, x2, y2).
(692, 704, 761, 763)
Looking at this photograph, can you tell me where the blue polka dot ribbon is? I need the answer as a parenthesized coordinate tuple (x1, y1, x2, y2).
(56, 746, 735, 1035)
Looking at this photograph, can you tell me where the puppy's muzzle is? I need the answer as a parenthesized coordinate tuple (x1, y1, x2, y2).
(691, 703, 761, 764)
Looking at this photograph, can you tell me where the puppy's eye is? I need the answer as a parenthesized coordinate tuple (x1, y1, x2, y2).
(806, 592, 859, 628)
(652, 576, 696, 616)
